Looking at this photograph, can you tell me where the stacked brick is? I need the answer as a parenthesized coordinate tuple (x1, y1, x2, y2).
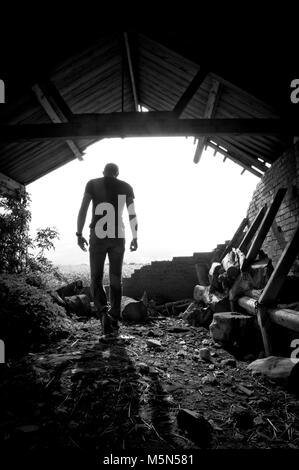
(123, 252, 213, 302)
(247, 141, 299, 269)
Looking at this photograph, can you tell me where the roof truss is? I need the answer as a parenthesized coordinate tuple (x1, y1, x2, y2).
(32, 81, 84, 160)
(0, 113, 297, 142)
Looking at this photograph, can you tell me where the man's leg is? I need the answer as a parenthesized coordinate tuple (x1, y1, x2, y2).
(107, 239, 125, 321)
(89, 244, 108, 316)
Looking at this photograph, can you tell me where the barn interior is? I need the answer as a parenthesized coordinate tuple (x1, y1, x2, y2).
(0, 30, 299, 456)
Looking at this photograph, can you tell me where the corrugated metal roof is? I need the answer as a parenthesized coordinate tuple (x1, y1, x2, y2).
(0, 32, 294, 187)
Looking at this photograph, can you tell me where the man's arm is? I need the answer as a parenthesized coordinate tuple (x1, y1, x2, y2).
(126, 195, 138, 251)
(77, 191, 92, 251)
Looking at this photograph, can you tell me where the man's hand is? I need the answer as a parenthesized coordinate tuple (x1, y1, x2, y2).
(130, 238, 138, 251)
(77, 235, 88, 251)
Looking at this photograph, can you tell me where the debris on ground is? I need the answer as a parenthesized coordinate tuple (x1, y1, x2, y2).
(0, 316, 299, 452)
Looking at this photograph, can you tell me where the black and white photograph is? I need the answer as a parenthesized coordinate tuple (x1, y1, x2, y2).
(0, 21, 299, 465)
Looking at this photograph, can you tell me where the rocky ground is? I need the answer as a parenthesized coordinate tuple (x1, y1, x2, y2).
(0, 315, 299, 455)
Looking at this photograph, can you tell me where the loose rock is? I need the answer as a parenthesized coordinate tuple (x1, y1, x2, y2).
(177, 408, 212, 448)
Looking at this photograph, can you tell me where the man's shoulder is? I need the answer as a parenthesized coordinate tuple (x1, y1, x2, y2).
(116, 178, 133, 191)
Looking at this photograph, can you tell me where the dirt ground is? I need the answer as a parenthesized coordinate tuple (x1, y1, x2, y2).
(0, 315, 299, 455)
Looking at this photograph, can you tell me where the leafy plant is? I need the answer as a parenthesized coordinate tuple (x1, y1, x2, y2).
(0, 190, 63, 281)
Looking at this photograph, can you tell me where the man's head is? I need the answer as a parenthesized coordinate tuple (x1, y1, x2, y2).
(103, 163, 119, 178)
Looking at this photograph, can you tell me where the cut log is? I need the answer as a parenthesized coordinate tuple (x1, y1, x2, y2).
(249, 256, 274, 289)
(237, 296, 257, 315)
(208, 262, 223, 290)
(221, 250, 242, 280)
(209, 312, 255, 345)
(56, 280, 83, 299)
(268, 308, 299, 333)
(193, 285, 230, 312)
(64, 294, 91, 316)
(181, 302, 213, 327)
(229, 273, 254, 302)
(121, 295, 148, 322)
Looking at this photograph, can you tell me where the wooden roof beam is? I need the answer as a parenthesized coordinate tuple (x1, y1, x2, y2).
(0, 114, 298, 142)
(123, 32, 139, 112)
(194, 79, 221, 163)
(32, 82, 84, 161)
(173, 67, 208, 117)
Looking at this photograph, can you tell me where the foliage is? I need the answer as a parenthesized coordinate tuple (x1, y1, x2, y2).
(0, 273, 72, 358)
(0, 191, 32, 273)
(0, 191, 64, 284)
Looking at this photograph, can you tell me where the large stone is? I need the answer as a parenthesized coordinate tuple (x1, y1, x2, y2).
(209, 312, 255, 346)
(199, 348, 211, 362)
(248, 356, 299, 386)
(177, 408, 212, 448)
(147, 339, 163, 351)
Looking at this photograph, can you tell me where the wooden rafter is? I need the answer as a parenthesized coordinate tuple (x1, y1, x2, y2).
(194, 79, 221, 163)
(173, 68, 208, 117)
(123, 32, 139, 112)
(32, 82, 83, 161)
(206, 141, 264, 177)
(210, 136, 269, 173)
(0, 114, 298, 143)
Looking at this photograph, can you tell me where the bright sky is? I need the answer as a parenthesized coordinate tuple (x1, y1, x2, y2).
(27, 137, 259, 265)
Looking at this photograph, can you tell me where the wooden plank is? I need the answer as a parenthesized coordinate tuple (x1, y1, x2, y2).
(238, 205, 268, 254)
(32, 83, 83, 161)
(259, 222, 299, 306)
(257, 305, 272, 356)
(194, 80, 221, 163)
(123, 32, 139, 112)
(0, 115, 298, 142)
(219, 218, 248, 261)
(173, 68, 208, 117)
(241, 188, 287, 271)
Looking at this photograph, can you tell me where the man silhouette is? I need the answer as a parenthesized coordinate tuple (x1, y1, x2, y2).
(76, 163, 138, 335)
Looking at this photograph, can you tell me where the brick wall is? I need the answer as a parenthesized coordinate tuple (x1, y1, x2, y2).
(123, 251, 214, 302)
(246, 141, 299, 270)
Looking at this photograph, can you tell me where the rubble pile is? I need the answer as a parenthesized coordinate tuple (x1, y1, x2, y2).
(1, 316, 299, 452)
